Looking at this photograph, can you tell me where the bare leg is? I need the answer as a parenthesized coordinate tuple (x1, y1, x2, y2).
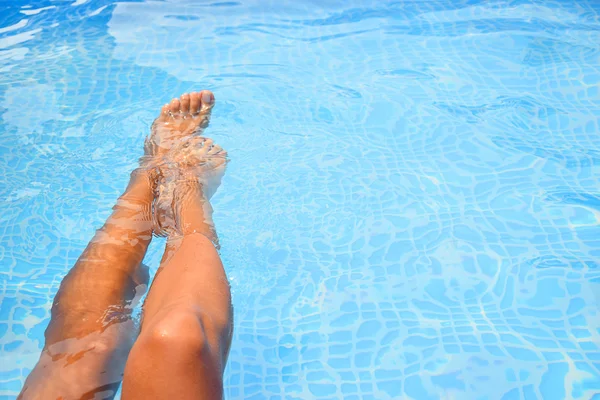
(19, 170, 154, 399)
(122, 96, 232, 399)
(19, 90, 217, 400)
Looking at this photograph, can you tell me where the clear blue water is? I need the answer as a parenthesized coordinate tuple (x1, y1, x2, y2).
(1, 0, 600, 398)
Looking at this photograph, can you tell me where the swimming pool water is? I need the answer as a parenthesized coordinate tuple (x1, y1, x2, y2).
(1, 0, 600, 398)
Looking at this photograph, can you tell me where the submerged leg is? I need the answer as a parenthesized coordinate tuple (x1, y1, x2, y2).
(122, 96, 233, 400)
(19, 170, 154, 399)
(19, 90, 216, 400)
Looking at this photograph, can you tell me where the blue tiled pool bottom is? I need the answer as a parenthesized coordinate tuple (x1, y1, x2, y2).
(1, 0, 600, 398)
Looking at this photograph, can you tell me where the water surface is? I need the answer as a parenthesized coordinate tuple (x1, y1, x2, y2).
(1, 0, 600, 398)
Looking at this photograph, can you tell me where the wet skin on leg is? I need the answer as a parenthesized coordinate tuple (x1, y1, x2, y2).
(19, 90, 226, 399)
(123, 93, 233, 400)
(19, 170, 154, 399)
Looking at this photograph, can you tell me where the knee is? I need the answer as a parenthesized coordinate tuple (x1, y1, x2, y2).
(137, 309, 211, 359)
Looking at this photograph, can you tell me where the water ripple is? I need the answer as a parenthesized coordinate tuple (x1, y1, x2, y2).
(1, 0, 600, 399)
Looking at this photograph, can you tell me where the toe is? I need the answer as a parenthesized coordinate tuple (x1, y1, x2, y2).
(201, 137, 214, 150)
(189, 92, 201, 114)
(199, 90, 215, 111)
(169, 98, 181, 115)
(209, 143, 226, 157)
(180, 93, 190, 113)
(157, 103, 170, 120)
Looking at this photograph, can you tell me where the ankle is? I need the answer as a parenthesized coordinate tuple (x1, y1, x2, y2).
(174, 180, 217, 239)
(152, 176, 219, 245)
(119, 168, 155, 206)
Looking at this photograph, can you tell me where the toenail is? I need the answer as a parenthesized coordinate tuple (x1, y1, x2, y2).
(202, 92, 213, 104)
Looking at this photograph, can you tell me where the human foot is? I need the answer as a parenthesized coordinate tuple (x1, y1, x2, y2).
(143, 90, 215, 158)
(164, 135, 228, 199)
(145, 93, 227, 238)
(152, 135, 227, 238)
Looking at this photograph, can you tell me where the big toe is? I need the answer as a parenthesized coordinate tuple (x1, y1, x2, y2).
(188, 90, 214, 114)
(208, 142, 227, 158)
(200, 90, 214, 111)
